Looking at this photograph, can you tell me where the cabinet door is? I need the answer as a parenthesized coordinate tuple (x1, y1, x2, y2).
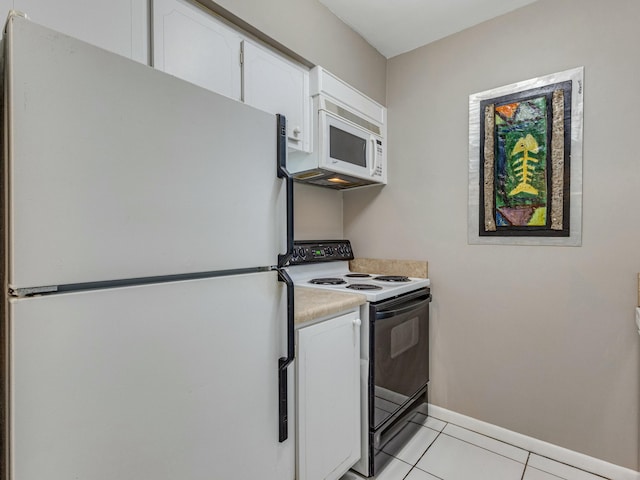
(243, 41, 311, 152)
(15, 0, 148, 63)
(152, 0, 242, 100)
(297, 311, 361, 480)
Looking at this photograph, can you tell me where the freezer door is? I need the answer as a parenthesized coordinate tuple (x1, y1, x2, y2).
(5, 16, 285, 290)
(8, 272, 294, 480)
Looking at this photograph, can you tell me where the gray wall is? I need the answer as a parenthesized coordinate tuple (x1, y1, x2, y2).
(344, 0, 640, 469)
(208, 0, 386, 240)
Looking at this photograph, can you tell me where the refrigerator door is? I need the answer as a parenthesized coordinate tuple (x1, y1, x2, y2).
(5, 16, 285, 291)
(8, 272, 294, 480)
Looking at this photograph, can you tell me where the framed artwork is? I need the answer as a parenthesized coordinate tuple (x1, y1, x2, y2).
(468, 67, 584, 246)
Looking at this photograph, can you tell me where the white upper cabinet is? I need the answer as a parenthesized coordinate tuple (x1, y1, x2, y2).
(151, 0, 311, 151)
(242, 41, 310, 152)
(14, 0, 148, 63)
(152, 0, 242, 101)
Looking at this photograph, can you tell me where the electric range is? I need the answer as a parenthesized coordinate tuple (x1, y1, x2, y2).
(287, 240, 432, 478)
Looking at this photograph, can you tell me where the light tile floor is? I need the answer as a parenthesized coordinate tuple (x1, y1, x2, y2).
(340, 414, 609, 480)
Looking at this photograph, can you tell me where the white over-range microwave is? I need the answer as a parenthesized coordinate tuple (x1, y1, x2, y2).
(288, 76, 387, 189)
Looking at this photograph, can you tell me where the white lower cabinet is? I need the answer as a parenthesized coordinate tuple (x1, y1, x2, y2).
(297, 310, 361, 480)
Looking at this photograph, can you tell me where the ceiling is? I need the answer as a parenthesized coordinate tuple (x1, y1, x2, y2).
(318, 0, 540, 58)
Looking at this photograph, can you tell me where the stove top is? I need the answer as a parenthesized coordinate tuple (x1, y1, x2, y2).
(288, 262, 429, 302)
(286, 240, 429, 303)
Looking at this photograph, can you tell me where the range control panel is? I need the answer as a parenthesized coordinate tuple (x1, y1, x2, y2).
(289, 240, 354, 265)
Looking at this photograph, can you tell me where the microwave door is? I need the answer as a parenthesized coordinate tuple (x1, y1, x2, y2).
(330, 125, 367, 167)
(320, 112, 368, 175)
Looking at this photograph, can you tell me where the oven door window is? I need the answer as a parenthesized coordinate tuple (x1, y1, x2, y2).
(372, 295, 429, 429)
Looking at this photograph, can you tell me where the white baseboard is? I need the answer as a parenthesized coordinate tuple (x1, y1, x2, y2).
(428, 404, 639, 480)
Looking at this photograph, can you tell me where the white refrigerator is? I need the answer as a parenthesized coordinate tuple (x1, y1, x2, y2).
(2, 14, 295, 480)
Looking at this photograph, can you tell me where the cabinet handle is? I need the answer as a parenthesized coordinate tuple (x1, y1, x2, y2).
(287, 127, 301, 142)
(353, 318, 362, 327)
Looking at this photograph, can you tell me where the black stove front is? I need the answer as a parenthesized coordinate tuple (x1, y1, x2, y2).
(367, 287, 431, 477)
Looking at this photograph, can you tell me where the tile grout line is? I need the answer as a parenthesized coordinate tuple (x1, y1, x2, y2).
(529, 453, 612, 480)
(525, 464, 568, 480)
(382, 453, 415, 480)
(428, 415, 611, 480)
(382, 424, 444, 461)
(435, 432, 527, 465)
(405, 424, 446, 479)
(520, 452, 531, 480)
(428, 413, 529, 456)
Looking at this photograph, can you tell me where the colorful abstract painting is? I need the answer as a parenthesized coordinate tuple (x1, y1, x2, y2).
(468, 67, 584, 246)
(495, 96, 548, 227)
(478, 80, 572, 237)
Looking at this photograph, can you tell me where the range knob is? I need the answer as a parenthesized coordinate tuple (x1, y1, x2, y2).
(337, 245, 345, 255)
(298, 247, 306, 258)
(326, 247, 334, 255)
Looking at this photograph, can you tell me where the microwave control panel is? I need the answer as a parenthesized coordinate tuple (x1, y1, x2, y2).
(289, 240, 354, 265)
(374, 139, 384, 177)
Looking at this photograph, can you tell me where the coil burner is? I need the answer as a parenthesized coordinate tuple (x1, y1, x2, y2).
(309, 277, 347, 285)
(346, 284, 383, 291)
(374, 275, 411, 283)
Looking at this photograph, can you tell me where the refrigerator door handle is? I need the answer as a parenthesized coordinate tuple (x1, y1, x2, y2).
(277, 267, 295, 442)
(276, 114, 294, 268)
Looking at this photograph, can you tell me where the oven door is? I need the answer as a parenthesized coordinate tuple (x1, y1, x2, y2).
(370, 288, 431, 430)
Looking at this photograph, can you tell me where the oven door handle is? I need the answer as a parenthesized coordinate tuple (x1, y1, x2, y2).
(376, 295, 431, 320)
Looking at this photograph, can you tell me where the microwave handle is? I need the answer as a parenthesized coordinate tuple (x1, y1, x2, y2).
(319, 112, 335, 164)
(370, 135, 378, 176)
